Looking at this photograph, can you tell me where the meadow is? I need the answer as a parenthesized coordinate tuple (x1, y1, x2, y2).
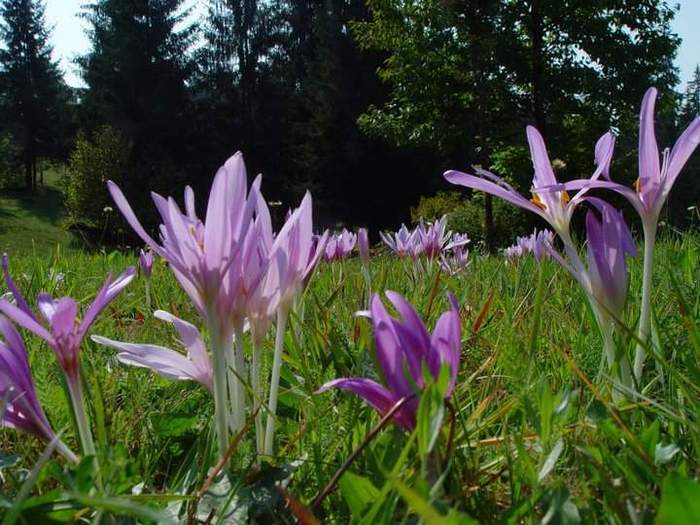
(1, 172, 699, 523)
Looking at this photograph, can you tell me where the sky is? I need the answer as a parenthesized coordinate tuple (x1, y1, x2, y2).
(45, 0, 700, 90)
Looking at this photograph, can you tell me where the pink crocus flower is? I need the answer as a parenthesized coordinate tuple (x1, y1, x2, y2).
(316, 292, 461, 430)
(139, 249, 154, 279)
(545, 88, 700, 381)
(92, 310, 213, 393)
(323, 229, 357, 262)
(358, 228, 370, 266)
(445, 128, 615, 252)
(0, 315, 77, 462)
(0, 255, 134, 455)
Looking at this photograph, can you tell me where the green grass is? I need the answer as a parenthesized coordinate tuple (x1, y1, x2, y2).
(0, 229, 699, 523)
(0, 170, 76, 255)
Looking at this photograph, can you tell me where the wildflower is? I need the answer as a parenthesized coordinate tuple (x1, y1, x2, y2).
(440, 245, 470, 275)
(92, 310, 212, 393)
(108, 153, 261, 453)
(0, 257, 135, 455)
(358, 228, 370, 267)
(139, 249, 154, 279)
(548, 200, 636, 385)
(547, 88, 700, 380)
(0, 315, 78, 462)
(261, 193, 327, 455)
(445, 128, 615, 252)
(316, 292, 461, 430)
(380, 224, 414, 258)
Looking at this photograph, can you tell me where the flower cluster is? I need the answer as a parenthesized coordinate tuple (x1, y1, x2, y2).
(504, 229, 555, 262)
(105, 153, 328, 457)
(447, 87, 700, 393)
(381, 216, 469, 262)
(323, 229, 357, 261)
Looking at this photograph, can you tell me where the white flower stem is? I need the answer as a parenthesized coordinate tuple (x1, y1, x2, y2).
(634, 220, 657, 382)
(264, 306, 289, 457)
(251, 340, 264, 456)
(144, 280, 151, 312)
(233, 322, 247, 433)
(66, 375, 96, 457)
(208, 319, 230, 458)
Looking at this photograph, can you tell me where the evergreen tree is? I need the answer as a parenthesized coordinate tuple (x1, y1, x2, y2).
(0, 0, 67, 190)
(79, 0, 196, 191)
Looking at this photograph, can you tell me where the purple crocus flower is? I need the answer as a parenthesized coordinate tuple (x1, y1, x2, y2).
(316, 292, 461, 430)
(504, 229, 555, 262)
(445, 128, 615, 246)
(264, 192, 328, 311)
(358, 228, 370, 266)
(139, 249, 154, 279)
(583, 200, 637, 320)
(0, 260, 135, 384)
(440, 245, 470, 275)
(107, 153, 258, 327)
(0, 315, 77, 462)
(417, 216, 451, 259)
(324, 229, 357, 262)
(552, 88, 700, 231)
(380, 224, 414, 258)
(92, 310, 213, 393)
(545, 88, 700, 380)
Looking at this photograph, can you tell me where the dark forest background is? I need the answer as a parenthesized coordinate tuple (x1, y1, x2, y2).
(1, 0, 699, 248)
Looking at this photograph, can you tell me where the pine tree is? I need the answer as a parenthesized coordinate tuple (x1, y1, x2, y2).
(0, 0, 66, 190)
(79, 0, 196, 186)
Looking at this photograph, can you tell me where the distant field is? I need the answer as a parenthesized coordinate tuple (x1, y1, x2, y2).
(0, 169, 75, 254)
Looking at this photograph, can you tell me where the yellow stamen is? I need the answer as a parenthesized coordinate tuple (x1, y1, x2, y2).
(634, 177, 641, 193)
(531, 193, 547, 210)
(560, 191, 570, 205)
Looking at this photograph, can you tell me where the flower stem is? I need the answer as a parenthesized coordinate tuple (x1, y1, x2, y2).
(208, 319, 230, 458)
(144, 280, 151, 313)
(264, 306, 289, 457)
(233, 322, 247, 434)
(251, 341, 264, 456)
(66, 375, 96, 457)
(634, 220, 657, 382)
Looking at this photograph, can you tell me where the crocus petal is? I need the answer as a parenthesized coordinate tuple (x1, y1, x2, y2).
(316, 377, 414, 429)
(1, 255, 34, 319)
(526, 126, 557, 187)
(638, 88, 660, 191)
(666, 115, 700, 189)
(78, 268, 135, 338)
(594, 132, 616, 181)
(92, 335, 211, 391)
(0, 300, 54, 344)
(445, 170, 545, 216)
(153, 310, 211, 383)
(108, 181, 165, 257)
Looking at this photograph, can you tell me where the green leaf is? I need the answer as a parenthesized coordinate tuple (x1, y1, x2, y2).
(150, 413, 199, 438)
(339, 471, 379, 519)
(656, 472, 700, 525)
(386, 473, 477, 525)
(416, 384, 445, 457)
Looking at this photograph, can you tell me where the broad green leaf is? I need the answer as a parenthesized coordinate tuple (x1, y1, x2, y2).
(656, 472, 700, 525)
(339, 471, 379, 519)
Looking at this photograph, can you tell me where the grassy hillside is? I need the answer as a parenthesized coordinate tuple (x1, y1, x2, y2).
(0, 170, 75, 254)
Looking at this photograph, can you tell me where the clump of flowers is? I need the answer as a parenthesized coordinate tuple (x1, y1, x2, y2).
(323, 229, 357, 262)
(504, 229, 554, 262)
(381, 216, 469, 263)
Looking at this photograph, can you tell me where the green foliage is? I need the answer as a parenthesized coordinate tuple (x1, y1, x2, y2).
(63, 126, 132, 229)
(0, 132, 21, 188)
